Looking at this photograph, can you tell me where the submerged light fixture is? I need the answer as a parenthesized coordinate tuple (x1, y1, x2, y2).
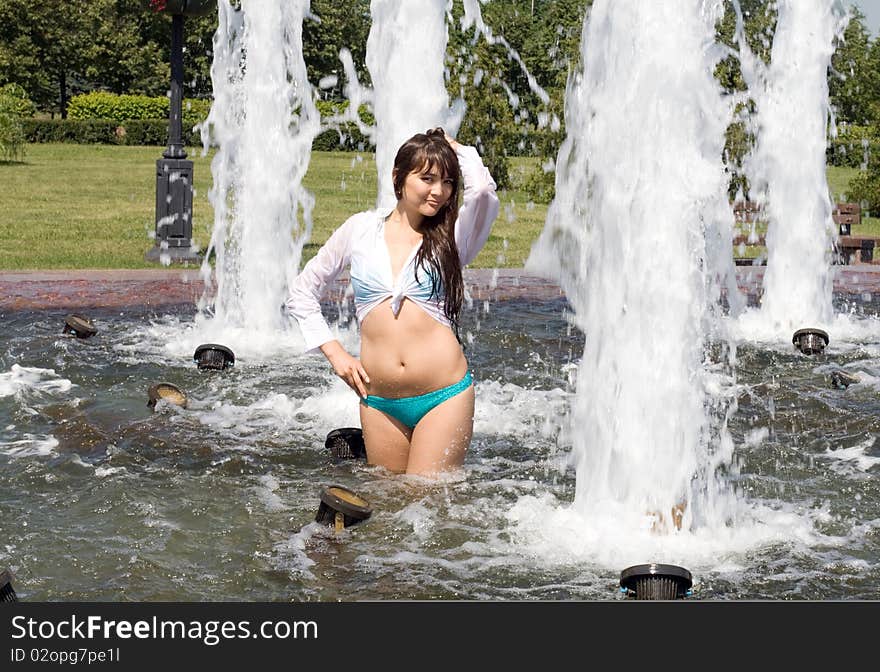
(325, 428, 366, 460)
(619, 563, 692, 600)
(792, 328, 829, 355)
(62, 314, 98, 339)
(147, 382, 188, 410)
(193, 343, 235, 371)
(1, 568, 18, 602)
(315, 485, 372, 532)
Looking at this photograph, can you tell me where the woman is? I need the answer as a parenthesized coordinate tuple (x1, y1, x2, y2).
(287, 128, 500, 476)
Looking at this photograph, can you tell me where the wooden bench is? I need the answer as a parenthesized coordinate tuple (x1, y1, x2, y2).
(835, 235, 875, 264)
(832, 202, 860, 236)
(733, 233, 875, 265)
(731, 201, 876, 265)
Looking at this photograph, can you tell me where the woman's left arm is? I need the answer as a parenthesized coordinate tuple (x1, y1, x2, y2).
(453, 143, 501, 266)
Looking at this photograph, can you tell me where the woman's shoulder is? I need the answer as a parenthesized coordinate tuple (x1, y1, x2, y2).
(341, 208, 385, 231)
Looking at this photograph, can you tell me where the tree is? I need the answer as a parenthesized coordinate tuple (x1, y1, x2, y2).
(0, 0, 98, 116)
(829, 6, 873, 125)
(864, 30, 880, 124)
(303, 0, 371, 99)
(0, 0, 217, 115)
(445, 0, 590, 190)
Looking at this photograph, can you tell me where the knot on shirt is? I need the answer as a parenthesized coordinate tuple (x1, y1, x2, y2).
(390, 287, 406, 315)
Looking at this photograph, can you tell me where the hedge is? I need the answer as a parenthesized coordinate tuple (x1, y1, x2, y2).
(21, 118, 201, 146)
(20, 94, 372, 151)
(67, 92, 210, 130)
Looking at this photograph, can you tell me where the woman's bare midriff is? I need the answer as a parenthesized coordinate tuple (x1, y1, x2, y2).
(359, 298, 467, 398)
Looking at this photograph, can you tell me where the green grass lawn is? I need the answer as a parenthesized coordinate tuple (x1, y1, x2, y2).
(0, 144, 548, 270)
(0, 144, 875, 269)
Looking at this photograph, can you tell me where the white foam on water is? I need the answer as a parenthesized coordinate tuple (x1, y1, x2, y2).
(0, 435, 59, 458)
(472, 380, 571, 440)
(253, 474, 288, 513)
(94, 465, 127, 479)
(502, 490, 842, 574)
(728, 307, 880, 349)
(820, 437, 880, 474)
(272, 524, 319, 580)
(112, 311, 360, 368)
(0, 364, 74, 398)
(190, 376, 361, 442)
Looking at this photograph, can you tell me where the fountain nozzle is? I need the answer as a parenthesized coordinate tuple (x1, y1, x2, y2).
(193, 344, 235, 371)
(148, 382, 188, 410)
(325, 428, 366, 460)
(792, 328, 829, 355)
(620, 563, 692, 600)
(315, 485, 372, 532)
(62, 314, 97, 339)
(1, 568, 18, 602)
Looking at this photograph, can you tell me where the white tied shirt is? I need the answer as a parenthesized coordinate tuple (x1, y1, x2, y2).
(287, 144, 500, 352)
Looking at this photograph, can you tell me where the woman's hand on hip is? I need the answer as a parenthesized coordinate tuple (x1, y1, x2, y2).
(320, 340, 370, 398)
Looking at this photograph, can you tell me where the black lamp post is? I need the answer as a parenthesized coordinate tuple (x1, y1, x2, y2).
(146, 0, 215, 263)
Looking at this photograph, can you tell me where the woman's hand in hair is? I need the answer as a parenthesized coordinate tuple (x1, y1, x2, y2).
(319, 340, 370, 398)
(427, 127, 458, 150)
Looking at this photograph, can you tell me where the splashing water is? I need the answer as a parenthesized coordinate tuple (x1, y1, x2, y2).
(366, 0, 463, 210)
(198, 0, 321, 334)
(526, 0, 744, 560)
(347, 0, 550, 210)
(735, 0, 848, 337)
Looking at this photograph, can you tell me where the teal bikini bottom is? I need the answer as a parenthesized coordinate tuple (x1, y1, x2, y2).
(361, 371, 473, 429)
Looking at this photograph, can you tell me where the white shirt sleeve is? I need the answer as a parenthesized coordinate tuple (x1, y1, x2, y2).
(286, 215, 356, 353)
(454, 144, 501, 266)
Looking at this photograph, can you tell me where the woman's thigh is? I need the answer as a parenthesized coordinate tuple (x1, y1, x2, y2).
(407, 385, 475, 476)
(360, 402, 412, 474)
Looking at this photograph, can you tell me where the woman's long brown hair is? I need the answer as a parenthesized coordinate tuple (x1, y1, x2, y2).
(391, 128, 464, 334)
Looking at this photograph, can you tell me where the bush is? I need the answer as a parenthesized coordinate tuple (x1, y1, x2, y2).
(313, 100, 375, 151)
(827, 124, 880, 168)
(0, 108, 26, 161)
(523, 162, 556, 204)
(22, 119, 118, 144)
(848, 164, 880, 217)
(0, 83, 36, 118)
(67, 92, 210, 129)
(121, 119, 200, 146)
(0, 99, 26, 161)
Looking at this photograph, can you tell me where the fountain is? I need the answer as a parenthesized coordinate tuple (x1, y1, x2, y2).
(525, 0, 743, 559)
(366, 0, 463, 210)
(735, 0, 849, 336)
(197, 0, 321, 336)
(1, 0, 880, 602)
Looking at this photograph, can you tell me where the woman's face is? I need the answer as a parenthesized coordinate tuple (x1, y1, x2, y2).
(399, 162, 454, 218)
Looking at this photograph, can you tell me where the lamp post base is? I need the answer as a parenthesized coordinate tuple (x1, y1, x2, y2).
(144, 245, 203, 264)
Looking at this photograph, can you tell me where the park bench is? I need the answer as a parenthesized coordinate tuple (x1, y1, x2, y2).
(731, 200, 875, 265)
(831, 202, 874, 263)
